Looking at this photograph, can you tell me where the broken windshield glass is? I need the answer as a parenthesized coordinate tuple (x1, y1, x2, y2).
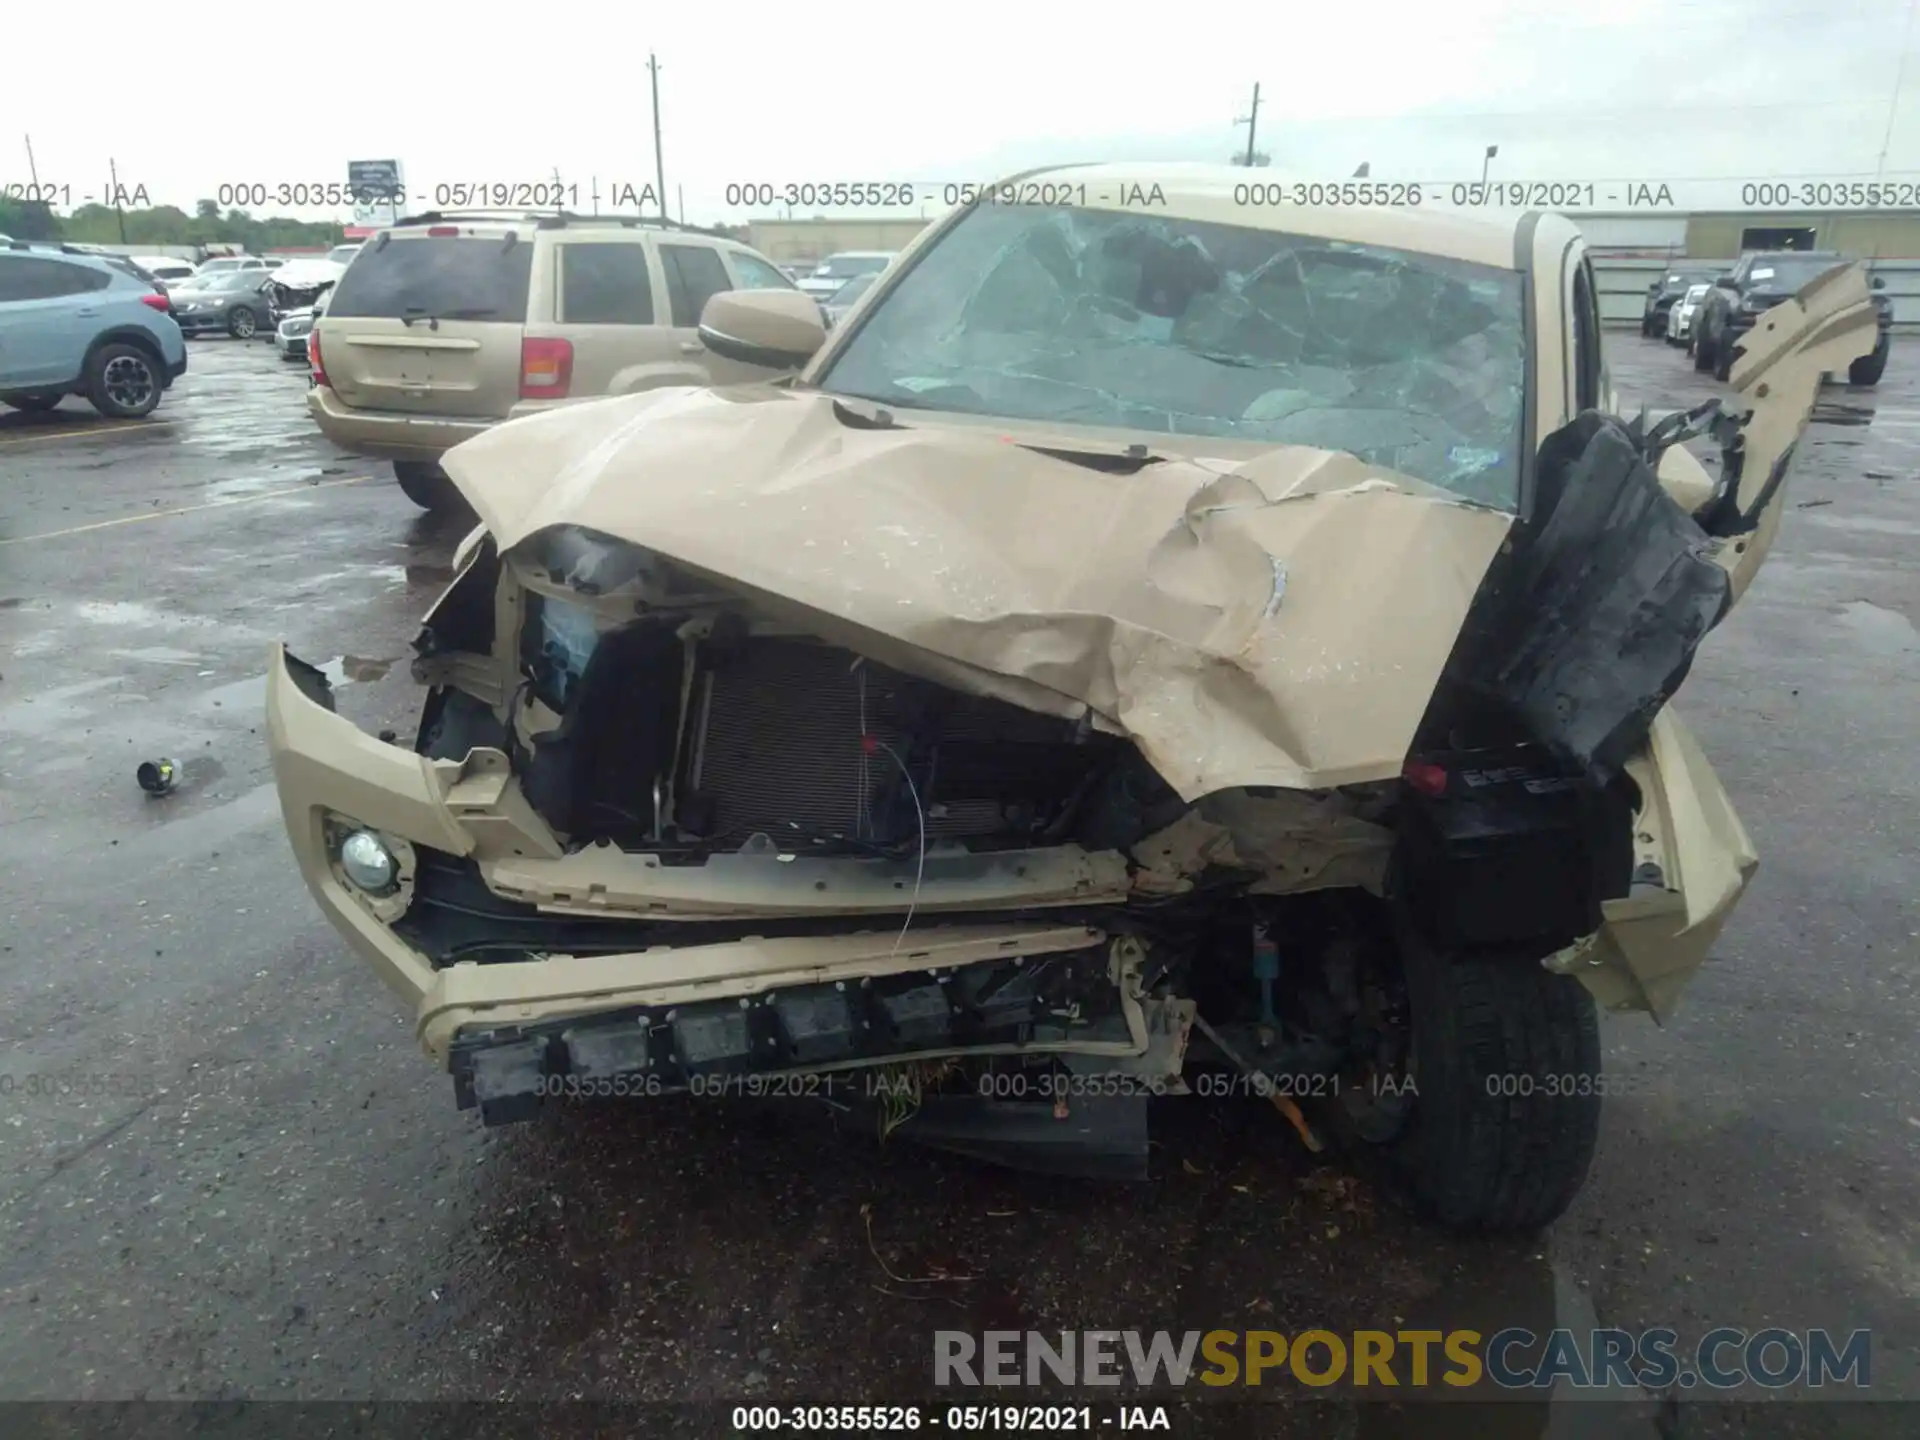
(819, 206, 1527, 508)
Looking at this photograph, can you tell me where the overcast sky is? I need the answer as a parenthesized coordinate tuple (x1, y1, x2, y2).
(6, 0, 1917, 223)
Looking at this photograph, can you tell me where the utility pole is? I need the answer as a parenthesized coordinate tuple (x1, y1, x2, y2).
(24, 134, 40, 191)
(647, 53, 668, 222)
(591, 175, 601, 216)
(1235, 83, 1262, 168)
(1480, 144, 1499, 184)
(677, 184, 685, 225)
(108, 156, 128, 243)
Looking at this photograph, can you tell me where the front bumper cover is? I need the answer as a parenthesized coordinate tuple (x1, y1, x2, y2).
(265, 644, 1155, 1074)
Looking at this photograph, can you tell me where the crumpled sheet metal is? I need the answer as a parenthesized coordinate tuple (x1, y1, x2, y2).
(1131, 789, 1392, 897)
(442, 386, 1512, 800)
(1719, 262, 1879, 603)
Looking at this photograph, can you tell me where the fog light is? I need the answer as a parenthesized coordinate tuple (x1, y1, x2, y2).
(339, 830, 398, 895)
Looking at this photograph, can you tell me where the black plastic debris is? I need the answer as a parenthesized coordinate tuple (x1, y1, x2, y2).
(136, 758, 180, 796)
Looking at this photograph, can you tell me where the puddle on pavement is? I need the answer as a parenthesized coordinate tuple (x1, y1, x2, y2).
(108, 646, 208, 666)
(319, 655, 399, 685)
(1835, 600, 1918, 655)
(74, 600, 171, 627)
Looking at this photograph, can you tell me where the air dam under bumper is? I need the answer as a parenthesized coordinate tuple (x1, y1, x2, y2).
(448, 931, 1183, 1127)
(263, 643, 1160, 1069)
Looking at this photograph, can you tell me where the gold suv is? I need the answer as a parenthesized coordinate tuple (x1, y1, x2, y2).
(307, 211, 800, 509)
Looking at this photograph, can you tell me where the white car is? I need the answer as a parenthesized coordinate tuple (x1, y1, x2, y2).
(1666, 282, 1711, 346)
(129, 254, 198, 286)
(194, 255, 284, 278)
(797, 251, 895, 300)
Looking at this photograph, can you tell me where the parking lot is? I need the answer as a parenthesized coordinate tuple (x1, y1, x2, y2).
(1, 331, 1917, 1436)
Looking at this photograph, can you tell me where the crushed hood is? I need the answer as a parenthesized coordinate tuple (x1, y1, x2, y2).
(441, 387, 1512, 800)
(269, 258, 347, 291)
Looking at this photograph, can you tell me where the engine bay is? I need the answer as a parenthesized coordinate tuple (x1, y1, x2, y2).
(514, 600, 1133, 860)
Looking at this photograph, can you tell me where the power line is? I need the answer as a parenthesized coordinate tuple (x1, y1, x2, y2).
(1878, 0, 1919, 174)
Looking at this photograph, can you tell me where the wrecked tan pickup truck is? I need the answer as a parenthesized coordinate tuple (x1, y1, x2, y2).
(266, 165, 1879, 1233)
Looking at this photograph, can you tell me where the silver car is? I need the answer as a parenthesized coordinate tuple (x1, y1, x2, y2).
(798, 251, 894, 301)
(1666, 282, 1711, 345)
(275, 295, 326, 361)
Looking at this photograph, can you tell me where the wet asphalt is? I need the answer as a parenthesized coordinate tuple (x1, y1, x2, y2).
(0, 333, 1915, 1438)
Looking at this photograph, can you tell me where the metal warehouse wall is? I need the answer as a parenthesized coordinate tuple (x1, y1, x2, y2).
(1683, 212, 1920, 261)
(1565, 214, 1690, 252)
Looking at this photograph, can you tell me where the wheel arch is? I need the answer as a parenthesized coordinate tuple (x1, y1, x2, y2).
(83, 325, 168, 374)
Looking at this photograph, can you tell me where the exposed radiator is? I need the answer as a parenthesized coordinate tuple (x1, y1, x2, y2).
(680, 637, 1109, 848)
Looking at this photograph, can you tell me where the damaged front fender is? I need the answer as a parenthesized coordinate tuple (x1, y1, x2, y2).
(1708, 262, 1880, 603)
(1552, 706, 1758, 1021)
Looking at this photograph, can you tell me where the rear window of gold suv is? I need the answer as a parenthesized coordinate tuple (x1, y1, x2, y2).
(327, 234, 534, 323)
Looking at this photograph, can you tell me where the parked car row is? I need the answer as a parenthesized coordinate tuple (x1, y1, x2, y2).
(1642, 251, 1893, 386)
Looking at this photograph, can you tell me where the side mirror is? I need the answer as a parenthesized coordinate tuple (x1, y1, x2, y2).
(1715, 274, 1738, 289)
(1871, 275, 1886, 290)
(697, 289, 826, 370)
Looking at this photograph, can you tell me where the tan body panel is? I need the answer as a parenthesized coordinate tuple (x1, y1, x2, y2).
(445, 388, 1514, 799)
(1560, 707, 1759, 1020)
(321, 319, 520, 419)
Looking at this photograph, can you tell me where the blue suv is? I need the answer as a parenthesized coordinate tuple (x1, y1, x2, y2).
(0, 245, 188, 418)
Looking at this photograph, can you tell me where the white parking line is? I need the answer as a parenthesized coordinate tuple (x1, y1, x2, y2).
(0, 474, 374, 546)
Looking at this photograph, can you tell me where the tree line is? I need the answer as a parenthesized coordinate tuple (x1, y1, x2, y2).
(0, 196, 344, 250)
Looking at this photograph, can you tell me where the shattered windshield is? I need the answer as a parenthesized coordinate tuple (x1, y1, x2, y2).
(818, 206, 1527, 509)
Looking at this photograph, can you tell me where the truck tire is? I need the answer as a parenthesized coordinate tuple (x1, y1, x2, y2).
(1346, 931, 1602, 1234)
(1849, 340, 1888, 388)
(393, 460, 467, 513)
